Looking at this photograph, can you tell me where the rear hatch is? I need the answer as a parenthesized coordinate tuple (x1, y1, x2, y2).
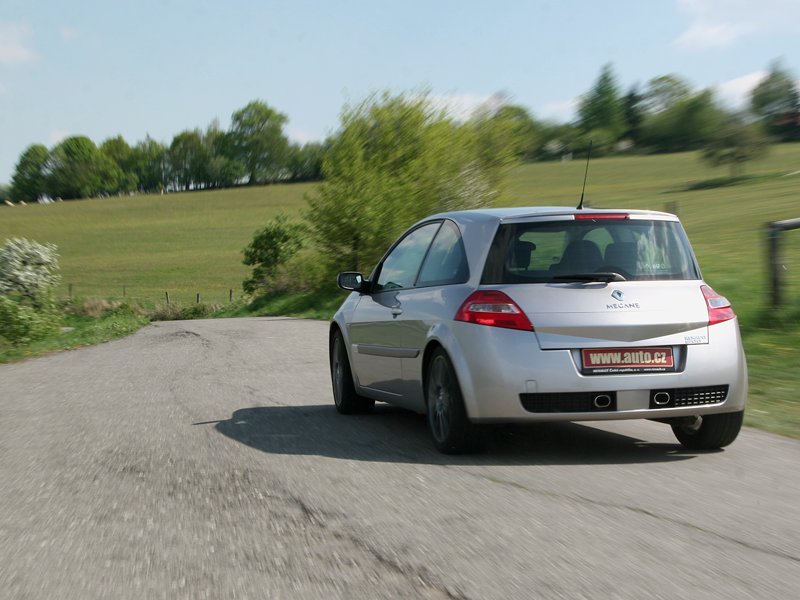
(503, 281, 708, 349)
(480, 212, 710, 351)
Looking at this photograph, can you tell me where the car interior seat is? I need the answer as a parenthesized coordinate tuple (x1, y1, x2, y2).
(551, 239, 603, 273)
(603, 242, 637, 274)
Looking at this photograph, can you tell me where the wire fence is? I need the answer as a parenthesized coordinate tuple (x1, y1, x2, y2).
(60, 284, 242, 307)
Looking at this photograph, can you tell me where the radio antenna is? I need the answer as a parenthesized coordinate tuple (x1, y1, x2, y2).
(577, 140, 592, 210)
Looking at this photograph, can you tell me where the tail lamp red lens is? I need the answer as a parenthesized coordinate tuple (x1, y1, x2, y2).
(701, 285, 735, 325)
(454, 290, 534, 331)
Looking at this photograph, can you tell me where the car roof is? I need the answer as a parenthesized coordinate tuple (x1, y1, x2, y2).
(427, 206, 677, 224)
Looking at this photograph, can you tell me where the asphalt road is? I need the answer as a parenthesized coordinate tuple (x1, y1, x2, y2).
(1, 317, 798, 599)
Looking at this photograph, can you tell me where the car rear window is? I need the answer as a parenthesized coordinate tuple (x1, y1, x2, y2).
(481, 219, 701, 284)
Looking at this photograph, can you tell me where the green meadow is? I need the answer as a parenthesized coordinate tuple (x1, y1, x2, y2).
(2, 145, 799, 437)
(0, 183, 313, 306)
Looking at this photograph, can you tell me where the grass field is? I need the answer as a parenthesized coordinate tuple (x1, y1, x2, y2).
(0, 183, 313, 306)
(2, 145, 799, 437)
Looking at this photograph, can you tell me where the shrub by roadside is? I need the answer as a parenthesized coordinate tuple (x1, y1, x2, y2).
(0, 296, 60, 345)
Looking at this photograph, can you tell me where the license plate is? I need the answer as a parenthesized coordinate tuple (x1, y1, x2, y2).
(581, 347, 674, 375)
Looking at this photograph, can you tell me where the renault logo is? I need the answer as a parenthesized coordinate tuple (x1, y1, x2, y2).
(611, 290, 625, 301)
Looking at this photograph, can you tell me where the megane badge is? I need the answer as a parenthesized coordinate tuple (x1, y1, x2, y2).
(612, 290, 625, 301)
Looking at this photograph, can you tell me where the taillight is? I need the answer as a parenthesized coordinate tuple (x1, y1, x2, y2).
(701, 285, 735, 326)
(454, 290, 534, 331)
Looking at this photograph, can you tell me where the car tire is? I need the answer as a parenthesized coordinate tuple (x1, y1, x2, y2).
(330, 330, 374, 415)
(671, 410, 743, 450)
(425, 348, 481, 454)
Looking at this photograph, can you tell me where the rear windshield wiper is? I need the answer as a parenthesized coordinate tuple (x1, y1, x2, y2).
(552, 272, 627, 283)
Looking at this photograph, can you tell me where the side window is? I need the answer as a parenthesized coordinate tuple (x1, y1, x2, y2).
(374, 222, 440, 292)
(417, 220, 469, 287)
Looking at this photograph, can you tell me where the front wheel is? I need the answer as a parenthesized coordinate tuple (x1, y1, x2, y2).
(330, 330, 374, 415)
(425, 348, 480, 454)
(671, 411, 743, 450)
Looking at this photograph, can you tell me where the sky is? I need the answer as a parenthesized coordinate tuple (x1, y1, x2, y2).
(1, 0, 799, 185)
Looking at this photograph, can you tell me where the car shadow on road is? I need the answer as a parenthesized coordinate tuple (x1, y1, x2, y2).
(205, 403, 699, 466)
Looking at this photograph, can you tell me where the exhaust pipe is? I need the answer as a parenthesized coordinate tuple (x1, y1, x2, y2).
(593, 394, 612, 409)
(653, 391, 671, 406)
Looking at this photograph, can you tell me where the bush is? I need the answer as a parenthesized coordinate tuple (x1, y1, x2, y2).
(0, 296, 60, 345)
(0, 238, 60, 308)
(148, 302, 220, 321)
(242, 214, 306, 294)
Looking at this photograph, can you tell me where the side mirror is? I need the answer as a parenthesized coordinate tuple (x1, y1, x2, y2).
(337, 272, 367, 292)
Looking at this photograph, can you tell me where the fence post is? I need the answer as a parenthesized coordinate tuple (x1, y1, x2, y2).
(196, 293, 200, 304)
(68, 283, 73, 299)
(766, 217, 800, 308)
(123, 285, 127, 297)
(768, 223, 783, 308)
(229, 289, 233, 303)
(165, 291, 170, 305)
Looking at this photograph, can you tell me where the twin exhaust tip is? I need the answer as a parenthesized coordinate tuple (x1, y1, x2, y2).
(590, 391, 672, 410)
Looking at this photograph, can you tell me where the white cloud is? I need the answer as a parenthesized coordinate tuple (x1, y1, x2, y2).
(674, 22, 749, 50)
(48, 130, 70, 145)
(540, 97, 579, 122)
(0, 21, 36, 64)
(424, 93, 496, 121)
(287, 128, 316, 145)
(674, 0, 800, 50)
(59, 26, 80, 42)
(712, 71, 767, 107)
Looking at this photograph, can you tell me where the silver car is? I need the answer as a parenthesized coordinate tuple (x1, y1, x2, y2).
(329, 207, 747, 453)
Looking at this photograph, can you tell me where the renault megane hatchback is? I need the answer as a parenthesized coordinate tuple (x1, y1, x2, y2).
(329, 207, 747, 453)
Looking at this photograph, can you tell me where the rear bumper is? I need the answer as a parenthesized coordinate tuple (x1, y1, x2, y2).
(446, 319, 747, 423)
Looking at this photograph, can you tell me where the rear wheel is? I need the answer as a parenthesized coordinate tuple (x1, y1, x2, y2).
(330, 330, 374, 415)
(671, 411, 743, 450)
(425, 348, 480, 454)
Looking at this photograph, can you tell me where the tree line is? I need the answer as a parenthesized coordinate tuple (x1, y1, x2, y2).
(5, 59, 799, 203)
(516, 59, 798, 163)
(7, 101, 326, 202)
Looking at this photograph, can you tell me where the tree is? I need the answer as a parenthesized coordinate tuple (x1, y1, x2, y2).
(751, 60, 800, 140)
(483, 104, 541, 161)
(578, 64, 624, 142)
(10, 144, 49, 202)
(643, 74, 691, 114)
(286, 141, 326, 182)
(621, 85, 645, 144)
(701, 121, 770, 177)
(230, 100, 290, 184)
(204, 122, 244, 188)
(306, 92, 518, 275)
(129, 137, 167, 193)
(538, 122, 580, 159)
(640, 90, 727, 153)
(168, 130, 208, 191)
(45, 136, 121, 199)
(242, 214, 306, 293)
(100, 136, 137, 193)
